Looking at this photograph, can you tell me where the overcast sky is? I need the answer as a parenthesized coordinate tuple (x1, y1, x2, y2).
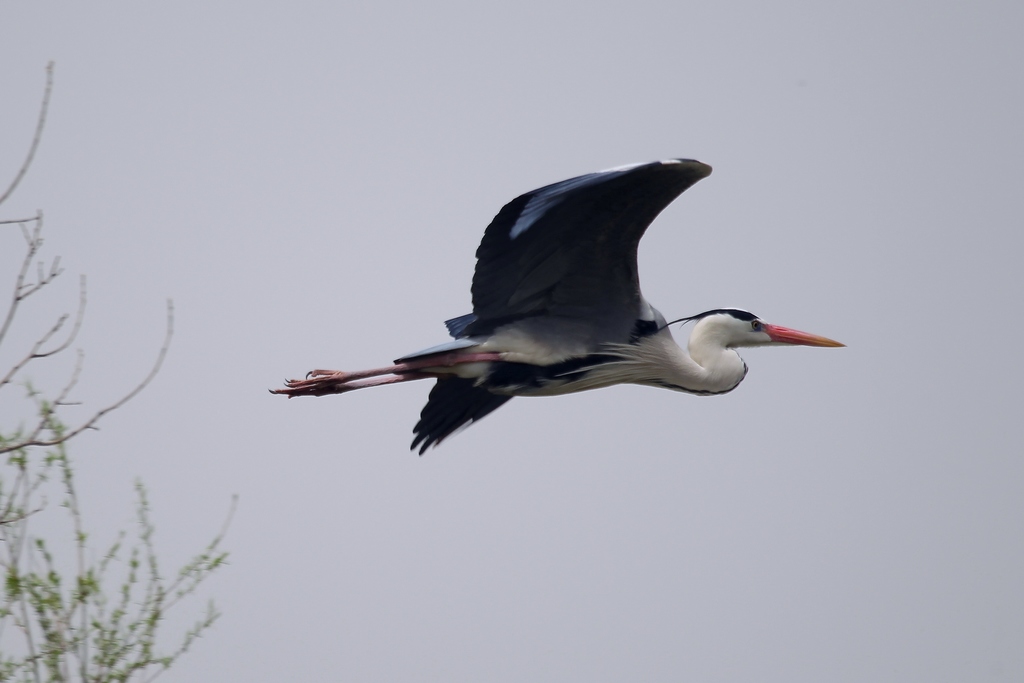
(1, 1, 1022, 681)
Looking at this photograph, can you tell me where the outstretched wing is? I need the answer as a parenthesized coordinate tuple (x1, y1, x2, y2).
(462, 159, 712, 340)
(410, 378, 513, 454)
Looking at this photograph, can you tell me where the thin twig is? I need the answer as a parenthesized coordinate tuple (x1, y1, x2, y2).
(0, 276, 85, 392)
(162, 494, 237, 612)
(0, 62, 53, 206)
(51, 349, 84, 409)
(0, 300, 175, 455)
(0, 274, 87, 394)
(0, 313, 68, 390)
(0, 215, 43, 350)
(0, 464, 44, 528)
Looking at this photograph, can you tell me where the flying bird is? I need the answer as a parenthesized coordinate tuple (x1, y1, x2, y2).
(273, 159, 843, 453)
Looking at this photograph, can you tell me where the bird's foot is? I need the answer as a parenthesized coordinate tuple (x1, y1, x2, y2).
(272, 371, 356, 397)
(305, 368, 343, 379)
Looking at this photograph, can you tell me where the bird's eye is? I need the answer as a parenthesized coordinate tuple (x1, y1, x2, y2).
(751, 321, 763, 332)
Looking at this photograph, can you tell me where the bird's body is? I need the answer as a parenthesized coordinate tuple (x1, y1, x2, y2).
(274, 159, 843, 452)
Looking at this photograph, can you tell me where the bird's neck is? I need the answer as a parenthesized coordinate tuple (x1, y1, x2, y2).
(640, 328, 748, 395)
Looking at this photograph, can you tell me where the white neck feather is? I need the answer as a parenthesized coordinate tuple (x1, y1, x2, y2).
(622, 327, 748, 395)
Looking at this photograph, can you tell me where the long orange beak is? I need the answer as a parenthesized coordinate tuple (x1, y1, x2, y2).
(764, 323, 845, 347)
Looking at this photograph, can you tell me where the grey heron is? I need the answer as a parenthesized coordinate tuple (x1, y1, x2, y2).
(273, 159, 843, 453)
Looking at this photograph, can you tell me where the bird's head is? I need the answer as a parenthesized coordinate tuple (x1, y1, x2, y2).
(677, 308, 845, 350)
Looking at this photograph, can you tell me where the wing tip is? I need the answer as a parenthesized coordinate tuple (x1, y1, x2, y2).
(662, 158, 713, 177)
(598, 158, 712, 182)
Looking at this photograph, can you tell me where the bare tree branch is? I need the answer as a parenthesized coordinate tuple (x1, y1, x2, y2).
(35, 272, 84, 358)
(0, 300, 175, 455)
(0, 214, 45, 349)
(0, 62, 53, 206)
(0, 275, 86, 393)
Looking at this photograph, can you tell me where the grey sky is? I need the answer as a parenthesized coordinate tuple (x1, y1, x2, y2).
(1, 1, 1021, 681)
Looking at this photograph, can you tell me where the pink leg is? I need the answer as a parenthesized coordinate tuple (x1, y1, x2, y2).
(271, 351, 504, 398)
(302, 364, 411, 383)
(272, 371, 434, 397)
(304, 351, 504, 383)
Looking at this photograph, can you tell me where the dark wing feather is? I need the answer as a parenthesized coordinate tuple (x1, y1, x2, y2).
(465, 159, 711, 339)
(411, 377, 513, 454)
(443, 313, 477, 338)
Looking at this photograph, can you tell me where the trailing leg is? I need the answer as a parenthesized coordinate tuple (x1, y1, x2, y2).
(270, 350, 504, 398)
